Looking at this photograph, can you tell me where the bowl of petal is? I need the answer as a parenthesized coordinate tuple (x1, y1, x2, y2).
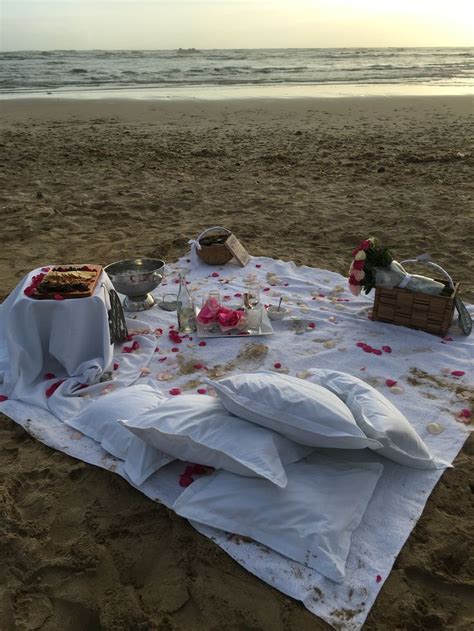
(104, 258, 165, 311)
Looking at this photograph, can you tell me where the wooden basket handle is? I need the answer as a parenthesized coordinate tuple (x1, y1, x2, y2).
(400, 258, 455, 291)
(196, 226, 232, 244)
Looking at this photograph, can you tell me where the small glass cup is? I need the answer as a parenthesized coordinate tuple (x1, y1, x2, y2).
(244, 286, 262, 332)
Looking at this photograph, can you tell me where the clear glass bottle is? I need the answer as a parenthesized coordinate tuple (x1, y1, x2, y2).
(177, 273, 196, 333)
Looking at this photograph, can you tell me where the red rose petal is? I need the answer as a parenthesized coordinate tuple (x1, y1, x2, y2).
(234, 292, 242, 298)
(184, 465, 194, 476)
(169, 388, 182, 396)
(307, 322, 316, 329)
(382, 345, 392, 353)
(385, 379, 398, 388)
(194, 363, 204, 370)
(158, 357, 167, 362)
(376, 574, 382, 583)
(353, 260, 365, 270)
(179, 474, 194, 487)
(131, 341, 140, 351)
(459, 409, 472, 419)
(53, 294, 65, 301)
(197, 388, 207, 394)
(255, 264, 262, 268)
(122, 346, 132, 353)
(274, 362, 282, 369)
(171, 347, 179, 353)
(45, 379, 65, 398)
(363, 346, 373, 353)
(211, 272, 220, 278)
(0, 395, 8, 402)
(451, 371, 465, 377)
(44, 372, 55, 380)
(24, 286, 35, 297)
(192, 464, 207, 475)
(263, 287, 270, 292)
(113, 363, 119, 371)
(198, 341, 207, 347)
(356, 342, 366, 348)
(372, 349, 382, 356)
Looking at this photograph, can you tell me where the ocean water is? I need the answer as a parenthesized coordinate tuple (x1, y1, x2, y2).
(1, 48, 473, 98)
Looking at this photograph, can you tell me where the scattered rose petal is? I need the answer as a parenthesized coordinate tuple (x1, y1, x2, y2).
(132, 341, 140, 351)
(158, 356, 167, 363)
(389, 386, 404, 395)
(197, 388, 207, 395)
(372, 349, 382, 356)
(192, 464, 207, 475)
(274, 362, 282, 369)
(385, 379, 398, 388)
(44, 372, 55, 380)
(45, 379, 65, 398)
(0, 395, 8, 402)
(169, 387, 182, 396)
(198, 341, 207, 347)
(211, 272, 220, 278)
(255, 264, 262, 268)
(194, 363, 204, 370)
(376, 575, 382, 583)
(458, 409, 472, 419)
(382, 345, 392, 353)
(451, 370, 465, 377)
(427, 422, 445, 435)
(171, 347, 180, 353)
(179, 474, 194, 487)
(307, 322, 316, 329)
(53, 294, 65, 301)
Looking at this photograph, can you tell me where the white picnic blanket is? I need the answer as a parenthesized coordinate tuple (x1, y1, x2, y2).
(0, 255, 472, 630)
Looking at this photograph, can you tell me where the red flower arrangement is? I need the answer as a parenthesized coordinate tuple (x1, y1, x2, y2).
(348, 238, 393, 296)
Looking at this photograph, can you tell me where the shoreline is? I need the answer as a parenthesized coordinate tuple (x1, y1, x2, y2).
(1, 82, 473, 101)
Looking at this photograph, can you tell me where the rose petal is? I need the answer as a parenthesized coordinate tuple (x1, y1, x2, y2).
(171, 347, 180, 353)
(451, 371, 465, 377)
(158, 357, 167, 362)
(53, 294, 65, 301)
(211, 272, 220, 278)
(255, 264, 262, 268)
(192, 464, 207, 475)
(44, 372, 56, 380)
(274, 362, 282, 369)
(307, 322, 316, 329)
(458, 409, 472, 419)
(132, 341, 140, 351)
(0, 395, 8, 402)
(372, 349, 382, 356)
(385, 379, 398, 388)
(197, 388, 207, 395)
(113, 363, 119, 371)
(169, 387, 182, 396)
(45, 379, 65, 398)
(198, 341, 207, 347)
(376, 575, 382, 583)
(179, 474, 194, 487)
(382, 345, 392, 353)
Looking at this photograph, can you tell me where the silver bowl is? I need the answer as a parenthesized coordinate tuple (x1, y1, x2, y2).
(104, 258, 165, 311)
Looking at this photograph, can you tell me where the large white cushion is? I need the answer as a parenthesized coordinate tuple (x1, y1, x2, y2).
(309, 369, 450, 469)
(64, 383, 174, 483)
(119, 394, 313, 488)
(173, 452, 384, 583)
(206, 371, 381, 449)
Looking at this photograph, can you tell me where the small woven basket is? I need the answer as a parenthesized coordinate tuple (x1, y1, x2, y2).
(372, 259, 459, 336)
(196, 226, 233, 265)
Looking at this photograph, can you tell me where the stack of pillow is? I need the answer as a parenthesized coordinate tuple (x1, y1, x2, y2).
(64, 370, 447, 583)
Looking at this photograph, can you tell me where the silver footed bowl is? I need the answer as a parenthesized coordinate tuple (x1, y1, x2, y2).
(104, 258, 165, 311)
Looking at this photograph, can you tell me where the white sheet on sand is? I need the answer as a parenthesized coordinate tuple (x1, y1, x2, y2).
(0, 255, 472, 630)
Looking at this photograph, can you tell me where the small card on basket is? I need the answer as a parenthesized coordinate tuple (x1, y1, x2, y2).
(225, 234, 250, 267)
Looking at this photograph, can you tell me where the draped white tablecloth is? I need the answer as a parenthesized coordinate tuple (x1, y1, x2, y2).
(0, 255, 472, 630)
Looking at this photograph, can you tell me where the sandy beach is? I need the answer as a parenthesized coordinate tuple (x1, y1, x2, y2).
(1, 95, 473, 630)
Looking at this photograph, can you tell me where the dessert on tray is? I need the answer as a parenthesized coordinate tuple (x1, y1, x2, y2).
(25, 265, 102, 299)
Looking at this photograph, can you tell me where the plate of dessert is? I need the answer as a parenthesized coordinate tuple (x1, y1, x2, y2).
(29, 265, 102, 299)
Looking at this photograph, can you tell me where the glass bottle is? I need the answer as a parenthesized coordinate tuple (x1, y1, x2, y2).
(177, 273, 196, 333)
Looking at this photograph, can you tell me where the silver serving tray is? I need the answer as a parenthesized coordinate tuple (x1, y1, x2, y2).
(195, 305, 274, 338)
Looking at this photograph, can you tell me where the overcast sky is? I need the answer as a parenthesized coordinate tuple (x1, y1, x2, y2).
(1, 0, 473, 51)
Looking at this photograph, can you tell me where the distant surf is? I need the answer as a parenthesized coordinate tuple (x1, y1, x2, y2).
(1, 47, 472, 96)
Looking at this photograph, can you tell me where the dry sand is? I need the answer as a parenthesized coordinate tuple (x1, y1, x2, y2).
(0, 96, 473, 630)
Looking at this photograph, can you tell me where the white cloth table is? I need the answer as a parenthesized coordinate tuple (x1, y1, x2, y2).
(0, 267, 114, 405)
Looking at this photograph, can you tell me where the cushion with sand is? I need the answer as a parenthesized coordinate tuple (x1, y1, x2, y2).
(173, 452, 384, 583)
(64, 383, 173, 484)
(309, 369, 450, 469)
(118, 394, 314, 488)
(205, 371, 381, 450)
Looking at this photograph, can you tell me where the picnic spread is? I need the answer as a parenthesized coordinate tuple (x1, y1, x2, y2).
(0, 232, 472, 631)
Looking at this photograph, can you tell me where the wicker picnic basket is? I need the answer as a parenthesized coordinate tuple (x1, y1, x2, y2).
(195, 226, 233, 265)
(372, 259, 459, 336)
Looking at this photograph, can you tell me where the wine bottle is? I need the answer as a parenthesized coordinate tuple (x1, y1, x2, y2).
(177, 273, 196, 333)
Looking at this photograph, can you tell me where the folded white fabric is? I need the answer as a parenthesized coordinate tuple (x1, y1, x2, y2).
(309, 369, 450, 469)
(173, 452, 384, 583)
(205, 371, 381, 449)
(118, 394, 314, 487)
(64, 383, 173, 483)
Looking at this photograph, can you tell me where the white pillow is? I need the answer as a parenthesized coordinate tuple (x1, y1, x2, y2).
(119, 395, 313, 488)
(309, 369, 450, 469)
(64, 383, 174, 483)
(173, 452, 384, 583)
(205, 371, 381, 450)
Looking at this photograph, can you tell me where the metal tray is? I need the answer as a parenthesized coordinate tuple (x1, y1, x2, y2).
(195, 306, 274, 338)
